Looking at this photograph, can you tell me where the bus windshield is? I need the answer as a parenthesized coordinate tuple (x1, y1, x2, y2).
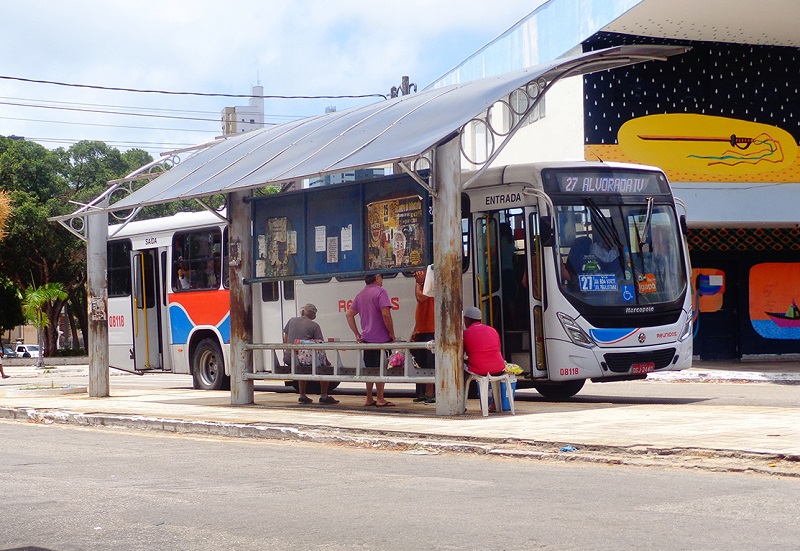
(555, 200, 686, 308)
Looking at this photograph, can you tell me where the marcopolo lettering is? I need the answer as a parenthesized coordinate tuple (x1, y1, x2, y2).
(625, 306, 655, 314)
(581, 177, 647, 193)
(485, 192, 522, 206)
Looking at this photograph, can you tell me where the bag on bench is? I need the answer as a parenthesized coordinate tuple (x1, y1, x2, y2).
(294, 339, 330, 367)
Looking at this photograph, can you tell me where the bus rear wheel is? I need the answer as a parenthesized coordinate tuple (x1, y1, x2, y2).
(192, 338, 229, 390)
(533, 379, 585, 399)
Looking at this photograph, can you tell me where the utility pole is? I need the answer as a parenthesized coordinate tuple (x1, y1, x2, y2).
(390, 76, 418, 175)
(432, 137, 465, 415)
(390, 76, 417, 98)
(229, 189, 254, 406)
(86, 199, 110, 397)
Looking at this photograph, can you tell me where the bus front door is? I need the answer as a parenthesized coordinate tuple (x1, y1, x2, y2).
(474, 213, 503, 335)
(131, 248, 165, 371)
(473, 210, 535, 369)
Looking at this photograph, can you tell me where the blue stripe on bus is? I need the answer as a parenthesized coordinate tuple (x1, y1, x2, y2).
(217, 313, 230, 343)
(589, 328, 638, 344)
(169, 304, 194, 345)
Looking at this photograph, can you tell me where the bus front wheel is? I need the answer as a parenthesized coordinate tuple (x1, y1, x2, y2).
(533, 379, 585, 399)
(192, 338, 230, 390)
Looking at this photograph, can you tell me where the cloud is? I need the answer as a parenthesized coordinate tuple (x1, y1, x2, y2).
(0, 0, 541, 152)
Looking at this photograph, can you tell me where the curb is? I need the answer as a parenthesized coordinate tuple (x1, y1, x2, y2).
(4, 386, 88, 397)
(2, 405, 799, 478)
(649, 370, 800, 383)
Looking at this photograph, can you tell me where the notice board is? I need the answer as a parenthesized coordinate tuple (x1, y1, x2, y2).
(251, 174, 430, 281)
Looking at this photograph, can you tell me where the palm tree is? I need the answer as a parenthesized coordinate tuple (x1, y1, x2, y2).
(22, 282, 68, 368)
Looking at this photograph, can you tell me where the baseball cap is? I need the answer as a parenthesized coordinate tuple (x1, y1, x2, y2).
(302, 303, 318, 316)
(464, 306, 482, 320)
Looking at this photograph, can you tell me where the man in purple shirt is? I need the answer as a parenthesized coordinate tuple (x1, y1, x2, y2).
(346, 273, 396, 407)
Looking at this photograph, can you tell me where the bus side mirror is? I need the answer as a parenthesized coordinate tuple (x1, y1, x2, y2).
(680, 215, 688, 236)
(540, 216, 554, 247)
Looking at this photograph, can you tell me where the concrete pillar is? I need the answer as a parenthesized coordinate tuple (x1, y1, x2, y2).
(86, 200, 110, 397)
(432, 137, 464, 415)
(228, 190, 254, 405)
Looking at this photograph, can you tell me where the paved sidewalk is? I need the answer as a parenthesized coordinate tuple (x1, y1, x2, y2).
(1, 361, 799, 476)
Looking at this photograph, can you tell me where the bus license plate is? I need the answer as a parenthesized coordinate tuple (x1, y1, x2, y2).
(631, 362, 655, 374)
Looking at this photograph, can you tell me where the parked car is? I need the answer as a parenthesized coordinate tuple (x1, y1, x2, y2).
(1, 346, 17, 358)
(15, 344, 40, 358)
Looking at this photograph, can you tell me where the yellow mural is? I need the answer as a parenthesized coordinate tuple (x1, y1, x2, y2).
(586, 114, 800, 183)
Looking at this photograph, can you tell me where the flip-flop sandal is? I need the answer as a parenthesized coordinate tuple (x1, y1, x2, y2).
(375, 401, 395, 407)
(363, 402, 377, 407)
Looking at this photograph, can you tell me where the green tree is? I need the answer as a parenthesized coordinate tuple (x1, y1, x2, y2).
(0, 279, 24, 343)
(53, 142, 158, 349)
(0, 190, 24, 347)
(0, 138, 63, 202)
(0, 138, 156, 355)
(56, 141, 126, 192)
(0, 188, 80, 353)
(22, 282, 67, 366)
(122, 148, 154, 174)
(0, 138, 74, 354)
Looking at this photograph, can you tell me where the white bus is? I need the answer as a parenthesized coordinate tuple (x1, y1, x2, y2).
(107, 161, 692, 398)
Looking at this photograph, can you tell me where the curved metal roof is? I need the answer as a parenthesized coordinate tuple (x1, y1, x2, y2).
(109, 44, 688, 212)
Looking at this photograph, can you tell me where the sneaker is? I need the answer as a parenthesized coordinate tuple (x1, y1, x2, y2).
(413, 395, 429, 402)
(424, 396, 436, 404)
(319, 396, 340, 405)
(298, 395, 313, 404)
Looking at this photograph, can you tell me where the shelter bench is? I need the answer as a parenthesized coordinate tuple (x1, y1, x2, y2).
(243, 341, 436, 384)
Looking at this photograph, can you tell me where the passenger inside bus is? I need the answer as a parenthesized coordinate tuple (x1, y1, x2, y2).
(565, 236, 594, 283)
(640, 224, 680, 300)
(205, 259, 218, 289)
(177, 265, 191, 289)
(499, 223, 517, 329)
(590, 232, 620, 273)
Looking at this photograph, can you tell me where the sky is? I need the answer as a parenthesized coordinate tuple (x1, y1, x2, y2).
(0, 1, 543, 156)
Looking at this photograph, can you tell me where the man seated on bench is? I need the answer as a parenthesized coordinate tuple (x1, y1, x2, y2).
(283, 303, 339, 405)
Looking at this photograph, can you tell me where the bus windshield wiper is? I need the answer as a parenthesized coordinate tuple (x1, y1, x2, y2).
(583, 198, 617, 247)
(639, 197, 655, 246)
(583, 198, 626, 274)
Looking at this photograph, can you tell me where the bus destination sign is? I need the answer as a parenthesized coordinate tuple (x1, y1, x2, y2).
(542, 169, 668, 196)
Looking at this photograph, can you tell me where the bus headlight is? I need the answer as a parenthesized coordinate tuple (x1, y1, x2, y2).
(557, 312, 595, 348)
(679, 317, 692, 342)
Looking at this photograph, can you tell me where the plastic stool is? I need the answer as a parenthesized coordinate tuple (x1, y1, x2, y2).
(464, 372, 515, 416)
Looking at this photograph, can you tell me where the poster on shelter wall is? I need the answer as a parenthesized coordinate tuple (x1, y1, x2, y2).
(255, 216, 297, 278)
(366, 195, 427, 270)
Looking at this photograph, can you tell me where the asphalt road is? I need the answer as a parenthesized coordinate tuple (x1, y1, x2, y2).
(2, 420, 800, 551)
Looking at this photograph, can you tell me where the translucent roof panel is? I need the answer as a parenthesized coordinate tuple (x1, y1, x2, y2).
(110, 45, 688, 211)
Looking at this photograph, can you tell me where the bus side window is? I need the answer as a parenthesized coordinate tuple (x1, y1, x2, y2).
(284, 280, 295, 300)
(173, 227, 222, 291)
(222, 227, 230, 288)
(262, 281, 279, 302)
(108, 240, 132, 297)
(172, 234, 189, 291)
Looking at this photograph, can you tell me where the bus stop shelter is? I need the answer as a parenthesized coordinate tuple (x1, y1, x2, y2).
(54, 44, 688, 415)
